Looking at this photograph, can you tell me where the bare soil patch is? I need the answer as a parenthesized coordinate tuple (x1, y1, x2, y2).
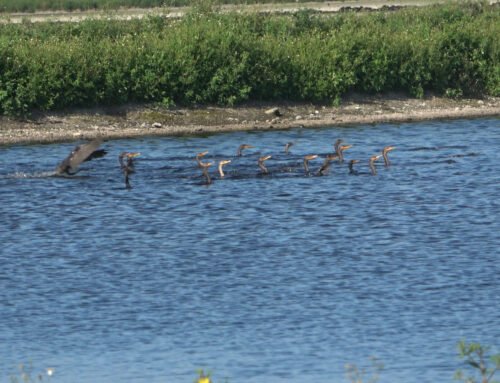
(1, 94, 499, 146)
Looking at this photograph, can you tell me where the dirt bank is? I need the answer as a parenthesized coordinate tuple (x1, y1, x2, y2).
(1, 94, 499, 146)
(0, 0, 456, 24)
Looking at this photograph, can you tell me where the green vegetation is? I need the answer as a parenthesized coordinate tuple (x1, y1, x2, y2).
(455, 340, 500, 383)
(0, 0, 331, 13)
(0, 1, 498, 116)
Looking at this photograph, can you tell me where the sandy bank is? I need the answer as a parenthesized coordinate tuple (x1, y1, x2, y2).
(1, 95, 499, 146)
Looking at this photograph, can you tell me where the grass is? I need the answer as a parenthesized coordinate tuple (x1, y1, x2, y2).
(0, 0, 335, 13)
(0, 1, 498, 116)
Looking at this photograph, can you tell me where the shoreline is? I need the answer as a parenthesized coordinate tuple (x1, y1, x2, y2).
(1, 95, 499, 146)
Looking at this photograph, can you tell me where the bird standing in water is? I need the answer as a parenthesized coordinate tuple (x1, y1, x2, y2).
(119, 152, 140, 189)
(258, 155, 272, 174)
(303, 154, 318, 175)
(382, 146, 396, 167)
(55, 139, 106, 175)
(369, 155, 382, 175)
(237, 144, 254, 157)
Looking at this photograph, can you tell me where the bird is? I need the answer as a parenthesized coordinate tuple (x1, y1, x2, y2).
(334, 139, 343, 156)
(195, 151, 209, 168)
(284, 142, 294, 154)
(55, 139, 106, 175)
(382, 146, 396, 167)
(199, 161, 213, 185)
(369, 155, 382, 175)
(258, 155, 272, 174)
(218, 160, 231, 178)
(337, 144, 352, 163)
(119, 152, 140, 188)
(317, 154, 338, 176)
(348, 159, 359, 175)
(237, 144, 254, 157)
(303, 154, 318, 175)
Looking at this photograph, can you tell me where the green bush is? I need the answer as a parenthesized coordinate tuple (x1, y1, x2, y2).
(0, 2, 498, 115)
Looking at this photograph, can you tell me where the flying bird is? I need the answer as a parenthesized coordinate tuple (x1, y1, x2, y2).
(55, 139, 106, 175)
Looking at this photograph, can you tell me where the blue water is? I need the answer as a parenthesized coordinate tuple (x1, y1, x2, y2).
(1, 118, 499, 383)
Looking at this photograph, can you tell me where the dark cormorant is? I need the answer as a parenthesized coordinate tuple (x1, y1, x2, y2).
(303, 154, 318, 175)
(284, 142, 294, 154)
(237, 144, 254, 157)
(218, 160, 231, 178)
(258, 155, 272, 174)
(55, 139, 106, 175)
(369, 155, 382, 176)
(317, 154, 338, 176)
(119, 152, 140, 188)
(348, 159, 359, 175)
(382, 146, 396, 167)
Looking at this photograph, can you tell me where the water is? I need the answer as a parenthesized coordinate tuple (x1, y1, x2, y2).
(1, 118, 499, 383)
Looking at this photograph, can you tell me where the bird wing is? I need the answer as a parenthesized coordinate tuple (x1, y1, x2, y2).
(68, 139, 103, 168)
(56, 139, 103, 174)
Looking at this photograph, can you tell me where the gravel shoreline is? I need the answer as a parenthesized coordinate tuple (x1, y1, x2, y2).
(1, 95, 499, 146)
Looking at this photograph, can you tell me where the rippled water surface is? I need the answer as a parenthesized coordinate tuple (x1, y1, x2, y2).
(1, 118, 499, 383)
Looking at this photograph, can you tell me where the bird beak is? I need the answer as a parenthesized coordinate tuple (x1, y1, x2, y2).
(128, 152, 141, 158)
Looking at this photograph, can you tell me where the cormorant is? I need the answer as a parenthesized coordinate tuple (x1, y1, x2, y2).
(55, 139, 106, 175)
(348, 159, 359, 175)
(195, 151, 209, 168)
(237, 144, 254, 157)
(218, 160, 231, 178)
(284, 142, 294, 154)
(258, 155, 272, 174)
(303, 154, 318, 175)
(199, 161, 213, 185)
(382, 146, 396, 167)
(338, 144, 352, 163)
(369, 155, 382, 176)
(119, 152, 140, 188)
(317, 154, 338, 176)
(334, 139, 343, 156)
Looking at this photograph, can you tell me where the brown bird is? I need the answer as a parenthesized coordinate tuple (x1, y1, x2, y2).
(334, 139, 343, 156)
(382, 146, 396, 167)
(317, 154, 339, 176)
(338, 144, 352, 163)
(284, 142, 294, 154)
(119, 152, 140, 188)
(237, 144, 254, 157)
(303, 154, 318, 175)
(199, 161, 214, 185)
(258, 155, 272, 174)
(56, 139, 106, 175)
(369, 155, 382, 176)
(218, 160, 231, 178)
(348, 159, 359, 175)
(195, 151, 209, 168)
